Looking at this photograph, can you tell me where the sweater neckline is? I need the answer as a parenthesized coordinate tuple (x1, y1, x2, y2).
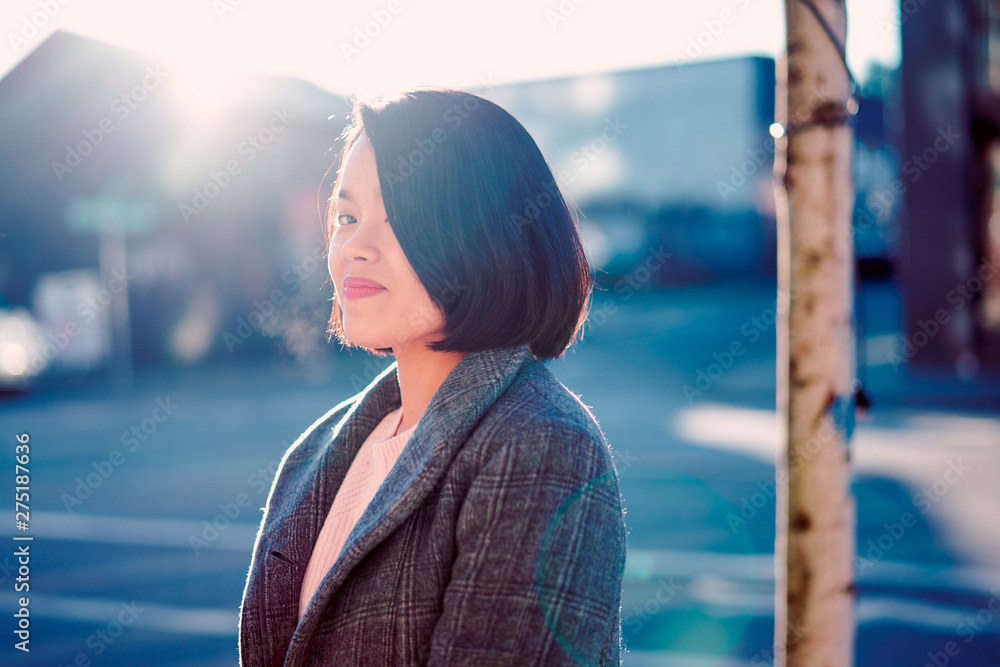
(379, 406, 417, 443)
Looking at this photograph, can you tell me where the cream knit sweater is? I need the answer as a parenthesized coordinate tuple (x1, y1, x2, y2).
(298, 406, 417, 619)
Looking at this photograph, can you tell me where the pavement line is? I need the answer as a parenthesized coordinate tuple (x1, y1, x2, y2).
(625, 548, 772, 581)
(0, 510, 259, 552)
(676, 581, 996, 634)
(625, 548, 1000, 593)
(856, 595, 990, 631)
(673, 403, 1000, 462)
(0, 592, 237, 636)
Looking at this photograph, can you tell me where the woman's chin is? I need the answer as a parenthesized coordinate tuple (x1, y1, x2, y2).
(342, 329, 393, 351)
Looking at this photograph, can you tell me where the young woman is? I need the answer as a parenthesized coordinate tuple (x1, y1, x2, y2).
(239, 88, 627, 666)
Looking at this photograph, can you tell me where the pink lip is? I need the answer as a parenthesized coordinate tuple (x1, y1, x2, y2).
(343, 277, 386, 300)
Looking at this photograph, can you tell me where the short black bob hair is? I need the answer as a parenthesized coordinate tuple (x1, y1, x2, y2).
(323, 87, 593, 360)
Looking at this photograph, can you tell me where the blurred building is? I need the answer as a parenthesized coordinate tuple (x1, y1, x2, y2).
(489, 57, 780, 283)
(900, 0, 1000, 374)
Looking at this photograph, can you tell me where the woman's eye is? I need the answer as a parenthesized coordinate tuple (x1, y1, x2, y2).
(336, 214, 357, 226)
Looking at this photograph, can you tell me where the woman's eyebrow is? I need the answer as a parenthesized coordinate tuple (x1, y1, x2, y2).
(333, 187, 382, 203)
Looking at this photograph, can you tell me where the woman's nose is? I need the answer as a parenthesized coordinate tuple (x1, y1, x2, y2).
(340, 220, 378, 262)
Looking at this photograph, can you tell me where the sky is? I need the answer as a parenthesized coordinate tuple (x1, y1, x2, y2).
(1, 0, 900, 96)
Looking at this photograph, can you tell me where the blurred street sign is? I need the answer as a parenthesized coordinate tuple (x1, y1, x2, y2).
(60, 194, 143, 392)
(63, 197, 157, 234)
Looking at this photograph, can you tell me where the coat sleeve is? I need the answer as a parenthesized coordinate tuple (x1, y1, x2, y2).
(427, 425, 627, 666)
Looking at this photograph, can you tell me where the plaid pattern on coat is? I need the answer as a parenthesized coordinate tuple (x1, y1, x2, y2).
(238, 343, 628, 666)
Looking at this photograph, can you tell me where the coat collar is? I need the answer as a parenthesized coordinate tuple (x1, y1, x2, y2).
(266, 343, 536, 663)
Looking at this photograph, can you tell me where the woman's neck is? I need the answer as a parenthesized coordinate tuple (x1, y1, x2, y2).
(391, 344, 467, 434)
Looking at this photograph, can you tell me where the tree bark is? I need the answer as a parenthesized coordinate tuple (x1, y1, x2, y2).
(774, 0, 857, 665)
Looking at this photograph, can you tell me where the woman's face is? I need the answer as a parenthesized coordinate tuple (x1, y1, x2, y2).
(328, 133, 447, 353)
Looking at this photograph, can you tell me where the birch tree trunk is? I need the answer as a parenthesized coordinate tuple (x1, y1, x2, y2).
(773, 0, 857, 665)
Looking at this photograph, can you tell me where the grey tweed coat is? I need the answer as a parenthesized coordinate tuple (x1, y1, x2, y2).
(238, 343, 627, 666)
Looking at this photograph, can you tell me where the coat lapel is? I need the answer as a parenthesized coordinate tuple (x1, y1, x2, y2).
(254, 356, 402, 666)
(278, 343, 535, 663)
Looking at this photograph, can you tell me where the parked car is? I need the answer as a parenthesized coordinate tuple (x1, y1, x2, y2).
(0, 296, 48, 391)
